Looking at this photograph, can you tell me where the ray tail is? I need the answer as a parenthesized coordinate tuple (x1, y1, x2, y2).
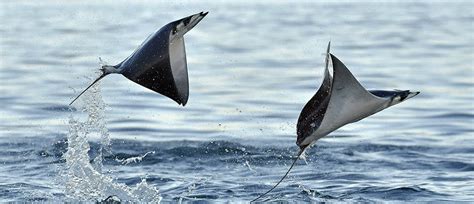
(251, 147, 307, 202)
(69, 73, 107, 106)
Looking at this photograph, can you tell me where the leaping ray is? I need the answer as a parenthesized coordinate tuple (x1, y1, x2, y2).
(69, 12, 209, 106)
(251, 42, 419, 202)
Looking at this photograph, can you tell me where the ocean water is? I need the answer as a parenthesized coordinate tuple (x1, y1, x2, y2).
(1, 0, 473, 202)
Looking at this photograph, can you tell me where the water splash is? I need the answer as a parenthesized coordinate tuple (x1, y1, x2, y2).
(244, 160, 256, 172)
(115, 151, 156, 165)
(61, 76, 161, 202)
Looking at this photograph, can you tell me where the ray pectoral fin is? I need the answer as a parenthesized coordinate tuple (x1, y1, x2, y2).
(325, 41, 331, 70)
(251, 148, 307, 202)
(169, 37, 189, 106)
(69, 73, 107, 106)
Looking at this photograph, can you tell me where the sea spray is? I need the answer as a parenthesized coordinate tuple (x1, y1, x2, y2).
(115, 151, 155, 165)
(62, 75, 161, 202)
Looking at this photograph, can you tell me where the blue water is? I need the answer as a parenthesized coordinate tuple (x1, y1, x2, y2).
(1, 0, 473, 202)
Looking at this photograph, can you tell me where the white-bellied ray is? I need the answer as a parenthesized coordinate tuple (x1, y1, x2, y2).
(251, 42, 420, 202)
(69, 12, 208, 106)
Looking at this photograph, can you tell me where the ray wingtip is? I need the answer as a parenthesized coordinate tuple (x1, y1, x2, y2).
(325, 39, 331, 54)
(409, 91, 421, 98)
(179, 98, 188, 107)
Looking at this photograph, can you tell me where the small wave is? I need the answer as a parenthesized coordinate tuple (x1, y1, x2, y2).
(177, 194, 219, 200)
(116, 176, 174, 186)
(0, 183, 56, 202)
(436, 161, 474, 172)
(343, 185, 447, 201)
(351, 143, 430, 153)
(41, 105, 77, 113)
(298, 185, 339, 201)
(427, 112, 474, 119)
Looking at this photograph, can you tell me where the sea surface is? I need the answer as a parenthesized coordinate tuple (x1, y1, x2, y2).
(1, 0, 473, 202)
